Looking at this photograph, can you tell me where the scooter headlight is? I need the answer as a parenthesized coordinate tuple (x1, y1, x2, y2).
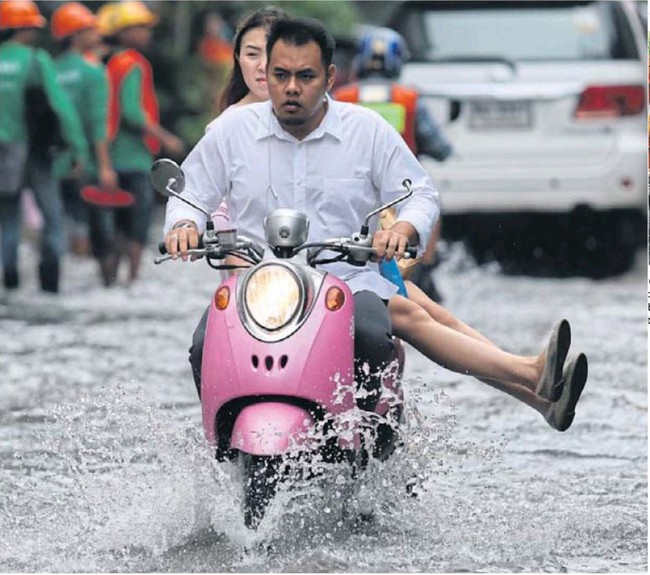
(244, 265, 302, 331)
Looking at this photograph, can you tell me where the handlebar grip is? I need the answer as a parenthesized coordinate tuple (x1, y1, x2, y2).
(158, 235, 204, 255)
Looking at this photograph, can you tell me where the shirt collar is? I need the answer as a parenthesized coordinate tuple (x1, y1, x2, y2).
(255, 95, 343, 143)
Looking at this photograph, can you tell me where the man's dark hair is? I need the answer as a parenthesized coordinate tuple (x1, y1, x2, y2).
(267, 17, 335, 70)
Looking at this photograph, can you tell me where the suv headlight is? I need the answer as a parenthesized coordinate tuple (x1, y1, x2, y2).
(244, 265, 302, 330)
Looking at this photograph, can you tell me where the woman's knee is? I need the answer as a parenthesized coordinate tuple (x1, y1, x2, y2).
(391, 296, 429, 325)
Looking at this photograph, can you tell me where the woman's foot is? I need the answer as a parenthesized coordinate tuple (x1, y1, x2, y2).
(545, 353, 588, 432)
(536, 319, 571, 402)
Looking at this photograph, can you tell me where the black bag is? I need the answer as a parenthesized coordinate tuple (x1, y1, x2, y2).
(25, 52, 66, 159)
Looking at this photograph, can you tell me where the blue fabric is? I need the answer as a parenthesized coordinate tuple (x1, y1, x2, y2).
(415, 101, 453, 161)
(379, 258, 408, 297)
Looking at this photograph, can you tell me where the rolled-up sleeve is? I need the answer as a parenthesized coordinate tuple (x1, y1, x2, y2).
(373, 120, 440, 254)
(163, 124, 228, 234)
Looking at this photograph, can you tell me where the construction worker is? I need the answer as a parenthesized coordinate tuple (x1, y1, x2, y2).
(333, 27, 452, 302)
(0, 0, 87, 293)
(51, 1, 120, 285)
(101, 1, 184, 285)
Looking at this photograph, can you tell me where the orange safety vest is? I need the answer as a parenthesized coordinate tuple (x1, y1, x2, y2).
(198, 37, 234, 67)
(333, 82, 418, 153)
(106, 49, 160, 155)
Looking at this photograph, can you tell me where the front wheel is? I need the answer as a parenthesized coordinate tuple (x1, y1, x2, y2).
(240, 453, 281, 529)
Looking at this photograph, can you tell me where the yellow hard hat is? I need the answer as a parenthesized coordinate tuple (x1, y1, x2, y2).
(95, 2, 119, 37)
(108, 1, 157, 35)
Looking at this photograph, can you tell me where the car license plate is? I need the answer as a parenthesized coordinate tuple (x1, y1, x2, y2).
(469, 100, 532, 130)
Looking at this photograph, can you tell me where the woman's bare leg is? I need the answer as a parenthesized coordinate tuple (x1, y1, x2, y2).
(389, 294, 550, 415)
(405, 281, 496, 347)
(405, 280, 555, 413)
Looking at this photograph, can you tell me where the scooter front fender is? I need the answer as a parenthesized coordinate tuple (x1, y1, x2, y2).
(230, 403, 315, 456)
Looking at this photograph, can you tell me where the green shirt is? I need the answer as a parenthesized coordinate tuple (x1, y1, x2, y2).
(55, 51, 109, 178)
(0, 41, 88, 163)
(110, 50, 153, 172)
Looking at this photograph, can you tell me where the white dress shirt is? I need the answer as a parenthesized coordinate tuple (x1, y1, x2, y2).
(165, 96, 440, 299)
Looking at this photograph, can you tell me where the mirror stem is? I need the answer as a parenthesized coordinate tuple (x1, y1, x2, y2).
(360, 179, 413, 238)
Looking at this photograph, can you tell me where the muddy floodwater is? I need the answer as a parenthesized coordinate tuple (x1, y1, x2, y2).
(0, 238, 646, 572)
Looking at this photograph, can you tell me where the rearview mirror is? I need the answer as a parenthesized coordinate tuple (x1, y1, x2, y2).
(151, 158, 212, 221)
(360, 178, 413, 235)
(151, 158, 185, 197)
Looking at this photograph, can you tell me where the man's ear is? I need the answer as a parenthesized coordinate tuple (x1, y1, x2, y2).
(326, 64, 337, 90)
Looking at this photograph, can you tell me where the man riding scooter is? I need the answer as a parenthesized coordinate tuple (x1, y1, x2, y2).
(333, 27, 453, 302)
(164, 17, 440, 412)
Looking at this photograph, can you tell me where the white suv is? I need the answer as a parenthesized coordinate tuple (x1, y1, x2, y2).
(389, 1, 647, 276)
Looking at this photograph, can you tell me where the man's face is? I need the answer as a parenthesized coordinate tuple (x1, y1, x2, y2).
(118, 25, 152, 50)
(76, 27, 101, 52)
(267, 39, 335, 140)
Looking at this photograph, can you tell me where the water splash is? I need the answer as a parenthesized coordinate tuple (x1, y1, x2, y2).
(3, 370, 485, 572)
(203, 376, 510, 567)
(1, 383, 245, 571)
(1, 366, 644, 572)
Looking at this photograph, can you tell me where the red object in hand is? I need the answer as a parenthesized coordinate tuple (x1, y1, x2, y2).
(81, 185, 135, 207)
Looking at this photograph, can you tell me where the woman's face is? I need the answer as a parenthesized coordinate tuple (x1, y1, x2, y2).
(237, 26, 269, 102)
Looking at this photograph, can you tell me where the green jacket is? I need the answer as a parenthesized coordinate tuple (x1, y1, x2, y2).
(0, 41, 88, 164)
(54, 51, 109, 178)
(110, 49, 154, 172)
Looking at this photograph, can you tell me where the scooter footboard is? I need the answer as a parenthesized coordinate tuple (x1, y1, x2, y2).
(230, 402, 315, 456)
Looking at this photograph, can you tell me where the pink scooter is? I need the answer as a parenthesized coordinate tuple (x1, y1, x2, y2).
(152, 159, 414, 528)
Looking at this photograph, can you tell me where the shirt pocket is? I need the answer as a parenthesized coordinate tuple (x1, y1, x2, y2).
(320, 178, 374, 236)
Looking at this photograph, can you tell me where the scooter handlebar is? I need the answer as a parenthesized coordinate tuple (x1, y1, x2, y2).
(158, 236, 204, 255)
(156, 235, 417, 264)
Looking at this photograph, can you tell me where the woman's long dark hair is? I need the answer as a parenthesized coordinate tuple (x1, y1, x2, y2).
(217, 6, 288, 114)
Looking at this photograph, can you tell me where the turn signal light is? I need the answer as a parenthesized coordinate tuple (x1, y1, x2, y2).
(325, 286, 345, 311)
(214, 286, 230, 310)
(574, 85, 644, 119)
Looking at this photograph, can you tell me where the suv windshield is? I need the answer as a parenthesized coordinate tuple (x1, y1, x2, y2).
(393, 1, 639, 62)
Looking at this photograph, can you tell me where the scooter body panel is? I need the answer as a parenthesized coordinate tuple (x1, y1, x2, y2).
(230, 402, 315, 455)
(201, 272, 356, 447)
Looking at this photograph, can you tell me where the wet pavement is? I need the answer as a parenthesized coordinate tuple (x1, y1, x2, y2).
(0, 235, 646, 572)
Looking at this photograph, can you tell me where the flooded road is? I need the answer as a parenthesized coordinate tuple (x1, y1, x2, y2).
(0, 235, 646, 572)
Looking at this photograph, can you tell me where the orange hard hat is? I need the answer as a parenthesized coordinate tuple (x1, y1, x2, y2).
(0, 0, 46, 30)
(51, 2, 96, 40)
(110, 1, 157, 34)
